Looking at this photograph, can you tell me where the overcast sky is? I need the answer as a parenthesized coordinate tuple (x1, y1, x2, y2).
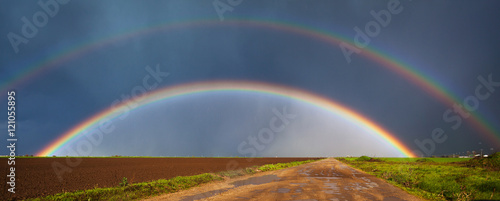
(1, 0, 499, 157)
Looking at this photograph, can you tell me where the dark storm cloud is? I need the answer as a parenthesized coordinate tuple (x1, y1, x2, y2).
(1, 0, 500, 156)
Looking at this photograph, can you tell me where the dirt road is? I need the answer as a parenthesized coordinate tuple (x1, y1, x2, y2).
(147, 158, 422, 201)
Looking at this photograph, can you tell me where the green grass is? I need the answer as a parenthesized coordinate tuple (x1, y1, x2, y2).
(27, 159, 322, 201)
(257, 159, 321, 172)
(28, 173, 221, 201)
(1, 156, 43, 158)
(215, 167, 258, 178)
(337, 155, 499, 201)
(381, 157, 471, 163)
(341, 157, 471, 163)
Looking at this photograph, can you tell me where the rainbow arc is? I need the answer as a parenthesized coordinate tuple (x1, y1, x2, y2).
(2, 18, 493, 155)
(36, 81, 418, 157)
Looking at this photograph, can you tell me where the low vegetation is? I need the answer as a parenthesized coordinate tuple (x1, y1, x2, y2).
(28, 173, 220, 201)
(119, 177, 129, 187)
(258, 159, 319, 171)
(465, 153, 500, 171)
(337, 153, 500, 201)
(215, 167, 257, 178)
(28, 159, 321, 201)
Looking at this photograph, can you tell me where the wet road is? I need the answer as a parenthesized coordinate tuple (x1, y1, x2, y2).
(146, 158, 422, 201)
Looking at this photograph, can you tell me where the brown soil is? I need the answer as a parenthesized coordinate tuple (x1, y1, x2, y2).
(0, 157, 320, 200)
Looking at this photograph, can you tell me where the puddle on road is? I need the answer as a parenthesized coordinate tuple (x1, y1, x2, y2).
(231, 174, 281, 187)
(298, 168, 312, 176)
(289, 183, 307, 193)
(180, 174, 280, 200)
(345, 182, 366, 191)
(323, 182, 340, 195)
(251, 189, 264, 193)
(383, 196, 406, 201)
(308, 176, 341, 180)
(365, 182, 379, 188)
(180, 188, 231, 201)
(359, 176, 379, 188)
(291, 183, 308, 186)
(275, 188, 291, 193)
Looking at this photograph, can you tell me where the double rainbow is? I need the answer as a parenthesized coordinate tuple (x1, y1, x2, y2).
(36, 81, 417, 157)
(5, 18, 494, 156)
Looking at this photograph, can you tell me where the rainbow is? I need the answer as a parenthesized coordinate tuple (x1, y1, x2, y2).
(36, 81, 417, 157)
(5, 17, 497, 150)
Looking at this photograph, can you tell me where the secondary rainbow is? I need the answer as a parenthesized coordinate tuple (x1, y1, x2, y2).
(37, 81, 417, 157)
(5, 17, 498, 145)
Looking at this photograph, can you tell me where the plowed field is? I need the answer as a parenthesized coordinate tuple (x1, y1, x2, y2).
(0, 157, 320, 200)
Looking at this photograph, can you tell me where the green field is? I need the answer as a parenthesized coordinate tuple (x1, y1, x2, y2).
(337, 154, 500, 201)
(342, 157, 471, 163)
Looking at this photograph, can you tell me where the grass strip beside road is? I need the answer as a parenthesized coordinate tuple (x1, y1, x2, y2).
(27, 159, 321, 201)
(258, 160, 319, 171)
(341, 157, 471, 163)
(337, 155, 500, 201)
